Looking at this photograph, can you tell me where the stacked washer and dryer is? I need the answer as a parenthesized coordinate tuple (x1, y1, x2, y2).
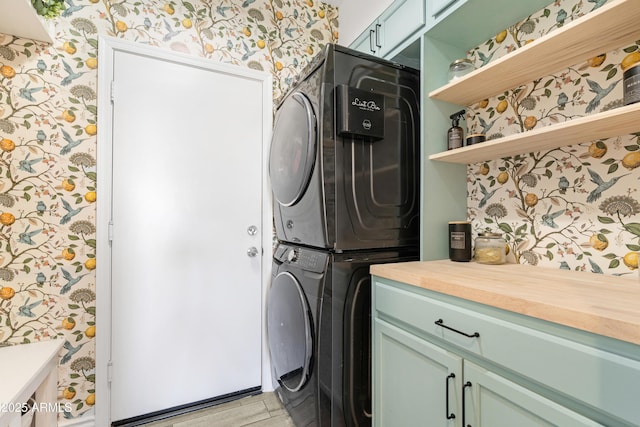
(266, 44, 421, 427)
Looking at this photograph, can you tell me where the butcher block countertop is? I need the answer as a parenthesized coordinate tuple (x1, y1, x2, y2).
(370, 260, 640, 346)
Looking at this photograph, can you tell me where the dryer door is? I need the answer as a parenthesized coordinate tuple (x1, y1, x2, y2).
(267, 271, 313, 392)
(269, 92, 317, 207)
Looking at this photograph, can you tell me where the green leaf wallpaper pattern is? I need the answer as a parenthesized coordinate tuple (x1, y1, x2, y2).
(465, 0, 640, 277)
(0, 0, 337, 420)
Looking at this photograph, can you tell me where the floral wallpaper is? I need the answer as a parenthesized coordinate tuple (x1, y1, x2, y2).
(0, 0, 337, 421)
(465, 0, 640, 278)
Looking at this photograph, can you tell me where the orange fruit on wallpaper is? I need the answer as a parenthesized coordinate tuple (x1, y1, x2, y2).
(257, 40, 266, 49)
(62, 248, 76, 261)
(496, 100, 508, 113)
(84, 258, 96, 270)
(85, 191, 97, 203)
(62, 109, 76, 123)
(0, 65, 16, 78)
(495, 29, 507, 43)
(479, 163, 490, 175)
(589, 234, 608, 251)
(242, 27, 251, 37)
(85, 57, 98, 69)
(0, 286, 16, 300)
(204, 43, 214, 54)
(588, 141, 607, 158)
(275, 61, 283, 71)
(62, 317, 76, 330)
(275, 11, 284, 20)
(496, 171, 509, 184)
(62, 178, 75, 191)
(85, 393, 96, 406)
(621, 152, 640, 170)
(0, 138, 16, 152)
(63, 42, 76, 55)
(116, 21, 128, 33)
(621, 52, 640, 71)
(0, 212, 15, 226)
(182, 18, 192, 29)
(587, 54, 606, 68)
(85, 124, 97, 136)
(318, 10, 325, 18)
(623, 252, 638, 270)
(523, 116, 537, 130)
(306, 46, 314, 55)
(478, 99, 489, 109)
(85, 325, 96, 338)
(63, 387, 76, 400)
(164, 4, 175, 15)
(524, 193, 538, 207)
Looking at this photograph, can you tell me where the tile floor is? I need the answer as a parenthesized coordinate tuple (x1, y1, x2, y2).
(140, 392, 294, 427)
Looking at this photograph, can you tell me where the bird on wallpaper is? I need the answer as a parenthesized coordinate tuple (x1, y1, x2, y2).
(60, 268, 88, 294)
(18, 297, 42, 318)
(60, 59, 86, 86)
(17, 225, 42, 245)
(18, 153, 42, 173)
(305, 10, 318, 28)
(242, 0, 256, 6)
(62, 0, 86, 17)
(36, 129, 46, 144)
(558, 176, 569, 194)
(477, 50, 496, 67)
(478, 183, 497, 208)
(556, 9, 567, 26)
(559, 261, 570, 270)
(60, 340, 86, 364)
(36, 200, 46, 216)
(143, 17, 152, 29)
(585, 79, 619, 113)
(36, 272, 46, 286)
(216, 5, 231, 16)
(59, 199, 85, 225)
(478, 116, 497, 135)
(163, 19, 181, 42)
(541, 205, 564, 228)
(59, 128, 85, 155)
(241, 40, 256, 61)
(557, 92, 568, 109)
(588, 0, 607, 11)
(586, 168, 629, 203)
(18, 82, 42, 102)
(589, 258, 604, 274)
(36, 59, 47, 73)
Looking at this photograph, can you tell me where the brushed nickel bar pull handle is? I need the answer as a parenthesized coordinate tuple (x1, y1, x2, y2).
(446, 373, 456, 420)
(435, 319, 480, 338)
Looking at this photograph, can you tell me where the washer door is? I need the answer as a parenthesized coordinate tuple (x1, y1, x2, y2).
(267, 271, 313, 392)
(269, 92, 317, 207)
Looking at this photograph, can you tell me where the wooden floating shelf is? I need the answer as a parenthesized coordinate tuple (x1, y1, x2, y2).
(428, 0, 640, 106)
(428, 102, 640, 164)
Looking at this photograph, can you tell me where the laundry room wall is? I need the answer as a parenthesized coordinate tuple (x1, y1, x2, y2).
(464, 0, 640, 277)
(0, 0, 337, 421)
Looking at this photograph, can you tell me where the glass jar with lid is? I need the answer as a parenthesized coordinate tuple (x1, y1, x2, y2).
(474, 232, 506, 265)
(448, 58, 475, 82)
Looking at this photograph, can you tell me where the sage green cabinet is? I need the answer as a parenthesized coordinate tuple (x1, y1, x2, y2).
(372, 276, 640, 426)
(350, 0, 425, 59)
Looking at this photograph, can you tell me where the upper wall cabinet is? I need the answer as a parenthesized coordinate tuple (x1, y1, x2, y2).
(350, 0, 426, 58)
(0, 0, 54, 43)
(338, 0, 394, 47)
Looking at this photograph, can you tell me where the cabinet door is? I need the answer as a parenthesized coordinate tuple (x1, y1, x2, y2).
(463, 362, 603, 427)
(350, 24, 377, 56)
(374, 319, 462, 427)
(378, 0, 426, 57)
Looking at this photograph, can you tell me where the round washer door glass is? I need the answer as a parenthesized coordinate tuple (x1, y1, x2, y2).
(269, 92, 316, 207)
(267, 271, 313, 392)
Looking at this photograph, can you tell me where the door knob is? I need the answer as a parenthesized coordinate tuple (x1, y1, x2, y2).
(247, 246, 259, 257)
(247, 225, 258, 236)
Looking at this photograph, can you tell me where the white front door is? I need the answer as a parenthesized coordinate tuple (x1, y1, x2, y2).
(97, 38, 271, 423)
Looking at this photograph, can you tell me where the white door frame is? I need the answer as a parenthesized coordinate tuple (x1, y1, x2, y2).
(95, 36, 273, 426)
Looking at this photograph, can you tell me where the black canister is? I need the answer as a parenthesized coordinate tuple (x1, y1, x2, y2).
(623, 62, 640, 106)
(449, 221, 472, 262)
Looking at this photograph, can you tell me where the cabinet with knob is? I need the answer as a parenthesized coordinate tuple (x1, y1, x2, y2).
(372, 276, 640, 426)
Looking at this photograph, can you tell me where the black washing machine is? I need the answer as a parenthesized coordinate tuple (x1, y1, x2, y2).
(269, 44, 421, 252)
(267, 243, 418, 426)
